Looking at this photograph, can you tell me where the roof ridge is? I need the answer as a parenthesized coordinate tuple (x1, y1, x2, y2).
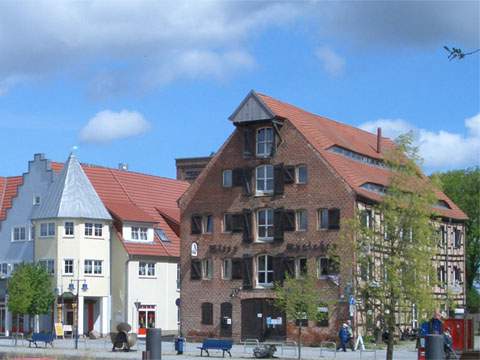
(108, 168, 137, 206)
(256, 92, 395, 143)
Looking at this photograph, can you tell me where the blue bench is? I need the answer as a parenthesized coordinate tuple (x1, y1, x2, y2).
(198, 338, 233, 357)
(28, 332, 54, 348)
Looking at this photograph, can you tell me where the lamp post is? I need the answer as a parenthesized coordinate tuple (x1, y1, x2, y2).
(134, 300, 141, 333)
(69, 279, 88, 350)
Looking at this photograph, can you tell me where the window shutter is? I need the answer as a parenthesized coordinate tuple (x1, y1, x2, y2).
(274, 164, 284, 195)
(242, 167, 253, 195)
(273, 256, 285, 284)
(201, 302, 213, 325)
(232, 168, 243, 187)
(242, 209, 253, 243)
(283, 257, 295, 278)
(191, 215, 202, 234)
(243, 128, 254, 157)
(328, 208, 340, 230)
(283, 166, 295, 184)
(224, 213, 233, 232)
(231, 258, 243, 280)
(232, 214, 244, 233)
(242, 255, 253, 290)
(273, 208, 284, 242)
(191, 260, 202, 280)
(283, 210, 295, 232)
(270, 131, 277, 157)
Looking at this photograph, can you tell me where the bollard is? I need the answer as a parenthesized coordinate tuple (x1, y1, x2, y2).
(146, 328, 162, 360)
(425, 334, 444, 360)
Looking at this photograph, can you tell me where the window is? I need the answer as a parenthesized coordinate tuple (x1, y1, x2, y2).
(33, 195, 41, 205)
(360, 210, 373, 228)
(257, 209, 274, 241)
(317, 208, 340, 230)
(39, 260, 54, 275)
(296, 165, 307, 184)
(437, 266, 447, 286)
(139, 227, 147, 240)
(222, 259, 232, 280)
(316, 306, 329, 327)
(139, 262, 155, 277)
(40, 223, 54, 237)
(48, 223, 55, 236)
(176, 264, 181, 290)
(0, 263, 9, 276)
(317, 257, 339, 277)
(12, 227, 26, 241)
(30, 225, 35, 240)
(64, 259, 74, 275)
(132, 226, 149, 241)
(202, 259, 213, 280)
(330, 146, 386, 168)
(296, 210, 308, 231)
(201, 302, 213, 325)
(156, 228, 169, 242)
(318, 209, 329, 229)
(223, 213, 233, 232)
(296, 258, 308, 278)
(191, 215, 202, 234)
(222, 170, 232, 187)
(85, 223, 93, 236)
(256, 127, 274, 157)
(440, 225, 447, 247)
(255, 165, 274, 195)
(454, 228, 462, 248)
(84, 260, 103, 275)
(203, 215, 213, 234)
(65, 222, 74, 236)
(94, 223, 103, 237)
(452, 266, 462, 284)
(257, 255, 274, 286)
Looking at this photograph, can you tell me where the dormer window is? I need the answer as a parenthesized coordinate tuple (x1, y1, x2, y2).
(256, 127, 274, 157)
(132, 226, 148, 241)
(33, 195, 41, 206)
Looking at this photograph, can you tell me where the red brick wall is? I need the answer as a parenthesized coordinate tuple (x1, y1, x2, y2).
(180, 120, 356, 343)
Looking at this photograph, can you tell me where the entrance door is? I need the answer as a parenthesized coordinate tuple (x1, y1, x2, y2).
(87, 302, 94, 332)
(138, 306, 156, 336)
(241, 299, 286, 341)
(220, 302, 232, 337)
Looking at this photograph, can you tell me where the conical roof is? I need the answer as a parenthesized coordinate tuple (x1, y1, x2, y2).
(33, 153, 112, 220)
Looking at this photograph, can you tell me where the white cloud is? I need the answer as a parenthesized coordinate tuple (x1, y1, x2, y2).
(80, 110, 150, 143)
(359, 114, 480, 172)
(315, 46, 345, 77)
(0, 0, 298, 95)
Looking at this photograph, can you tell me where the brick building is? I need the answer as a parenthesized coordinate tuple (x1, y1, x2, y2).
(178, 91, 467, 343)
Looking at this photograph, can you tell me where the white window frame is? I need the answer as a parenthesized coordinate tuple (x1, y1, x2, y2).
(296, 209, 308, 231)
(12, 226, 27, 242)
(257, 255, 274, 287)
(0, 263, 9, 276)
(64, 222, 74, 236)
(222, 170, 232, 188)
(256, 127, 274, 157)
(85, 223, 93, 236)
(295, 257, 308, 279)
(255, 165, 274, 195)
(33, 195, 41, 206)
(94, 223, 103, 237)
(256, 208, 274, 241)
(222, 259, 232, 280)
(296, 165, 308, 184)
(64, 259, 74, 275)
(201, 259, 213, 280)
(318, 209, 329, 230)
(139, 262, 155, 277)
(202, 215, 213, 234)
(39, 259, 55, 275)
(131, 226, 149, 241)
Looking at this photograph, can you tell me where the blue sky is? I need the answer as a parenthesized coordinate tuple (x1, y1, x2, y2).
(0, 1, 478, 178)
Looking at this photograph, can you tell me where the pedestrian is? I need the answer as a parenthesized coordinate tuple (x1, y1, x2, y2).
(337, 323, 349, 352)
(346, 320, 355, 351)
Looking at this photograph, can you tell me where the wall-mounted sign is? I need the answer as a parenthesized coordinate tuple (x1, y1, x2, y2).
(257, 313, 263, 318)
(191, 242, 198, 257)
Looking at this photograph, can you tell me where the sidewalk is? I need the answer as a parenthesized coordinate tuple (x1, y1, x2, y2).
(0, 337, 419, 360)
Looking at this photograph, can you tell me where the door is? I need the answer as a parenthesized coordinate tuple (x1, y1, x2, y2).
(241, 298, 286, 341)
(220, 302, 232, 337)
(138, 307, 156, 336)
(87, 302, 94, 332)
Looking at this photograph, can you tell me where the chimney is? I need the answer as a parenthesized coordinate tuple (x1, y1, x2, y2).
(377, 127, 382, 153)
(118, 163, 128, 171)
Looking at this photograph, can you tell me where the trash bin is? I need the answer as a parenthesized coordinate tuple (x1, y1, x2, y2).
(175, 336, 185, 355)
(425, 334, 444, 360)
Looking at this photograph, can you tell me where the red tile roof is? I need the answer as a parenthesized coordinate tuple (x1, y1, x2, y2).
(0, 176, 24, 221)
(51, 162, 190, 257)
(256, 92, 467, 220)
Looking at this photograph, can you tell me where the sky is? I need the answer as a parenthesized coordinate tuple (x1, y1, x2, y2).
(0, 0, 479, 178)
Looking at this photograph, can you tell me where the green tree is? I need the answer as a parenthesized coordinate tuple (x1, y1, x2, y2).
(274, 274, 321, 359)
(340, 134, 439, 360)
(435, 168, 480, 311)
(7, 263, 34, 344)
(8, 263, 55, 338)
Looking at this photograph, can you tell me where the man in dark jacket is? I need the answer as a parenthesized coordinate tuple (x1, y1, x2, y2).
(337, 324, 349, 352)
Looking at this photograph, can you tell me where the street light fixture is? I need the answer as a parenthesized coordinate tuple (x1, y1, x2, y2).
(69, 277, 88, 350)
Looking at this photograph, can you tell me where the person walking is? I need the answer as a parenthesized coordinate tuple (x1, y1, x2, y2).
(346, 320, 355, 351)
(337, 323, 349, 352)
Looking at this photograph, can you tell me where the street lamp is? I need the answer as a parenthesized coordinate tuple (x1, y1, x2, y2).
(69, 278, 88, 350)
